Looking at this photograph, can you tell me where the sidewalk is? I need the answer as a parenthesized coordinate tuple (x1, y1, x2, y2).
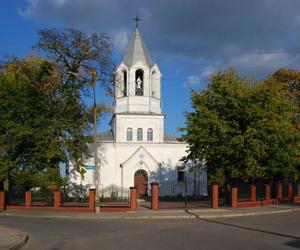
(0, 226, 28, 250)
(1, 204, 300, 220)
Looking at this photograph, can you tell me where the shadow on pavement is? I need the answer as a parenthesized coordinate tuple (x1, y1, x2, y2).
(286, 239, 300, 249)
(185, 209, 300, 244)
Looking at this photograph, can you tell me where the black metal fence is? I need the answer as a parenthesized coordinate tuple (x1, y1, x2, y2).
(237, 181, 266, 201)
(159, 176, 209, 209)
(7, 186, 25, 205)
(99, 184, 129, 205)
(257, 181, 265, 200)
(61, 189, 89, 207)
(31, 188, 53, 206)
(237, 182, 251, 201)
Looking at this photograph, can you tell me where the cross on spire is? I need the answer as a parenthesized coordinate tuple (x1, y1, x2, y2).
(133, 14, 141, 28)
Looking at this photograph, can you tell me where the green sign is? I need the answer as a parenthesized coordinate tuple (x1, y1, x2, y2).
(84, 165, 95, 170)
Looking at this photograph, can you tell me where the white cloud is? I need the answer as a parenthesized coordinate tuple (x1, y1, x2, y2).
(184, 75, 201, 87)
(112, 29, 129, 53)
(18, 0, 69, 18)
(225, 53, 300, 78)
(184, 66, 217, 87)
(18, 0, 39, 18)
(200, 66, 217, 78)
(53, 0, 69, 7)
(17, 0, 300, 79)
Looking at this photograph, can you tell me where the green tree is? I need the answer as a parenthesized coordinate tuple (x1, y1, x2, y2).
(36, 28, 114, 169)
(181, 69, 300, 186)
(269, 68, 300, 180)
(36, 28, 114, 211)
(36, 28, 114, 97)
(0, 58, 89, 190)
(271, 68, 300, 106)
(0, 27, 114, 191)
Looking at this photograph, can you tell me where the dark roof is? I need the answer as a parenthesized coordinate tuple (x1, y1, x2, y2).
(97, 131, 182, 143)
(123, 28, 152, 67)
(97, 130, 114, 142)
(163, 134, 181, 142)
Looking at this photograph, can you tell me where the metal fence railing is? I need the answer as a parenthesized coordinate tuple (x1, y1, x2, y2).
(31, 188, 53, 206)
(99, 184, 129, 205)
(158, 177, 209, 209)
(7, 186, 25, 205)
(61, 189, 89, 207)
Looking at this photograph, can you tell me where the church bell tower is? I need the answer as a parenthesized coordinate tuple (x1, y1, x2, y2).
(111, 23, 164, 143)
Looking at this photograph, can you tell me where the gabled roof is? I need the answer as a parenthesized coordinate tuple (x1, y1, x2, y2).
(163, 134, 184, 143)
(96, 131, 183, 143)
(97, 130, 114, 142)
(120, 146, 159, 168)
(123, 28, 152, 67)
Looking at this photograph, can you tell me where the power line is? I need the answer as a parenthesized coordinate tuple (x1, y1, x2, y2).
(3, 43, 300, 56)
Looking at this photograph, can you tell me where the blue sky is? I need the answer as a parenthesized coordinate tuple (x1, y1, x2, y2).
(1, 0, 300, 135)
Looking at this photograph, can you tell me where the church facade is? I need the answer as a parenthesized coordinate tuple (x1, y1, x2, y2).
(69, 27, 206, 198)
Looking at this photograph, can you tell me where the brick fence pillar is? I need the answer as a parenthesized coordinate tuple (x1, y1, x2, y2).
(130, 187, 137, 211)
(277, 183, 283, 201)
(0, 191, 6, 210)
(151, 182, 159, 210)
(53, 190, 61, 209)
(251, 184, 257, 202)
(25, 190, 32, 208)
(89, 189, 95, 212)
(288, 183, 293, 198)
(264, 184, 271, 200)
(211, 182, 219, 209)
(231, 185, 238, 208)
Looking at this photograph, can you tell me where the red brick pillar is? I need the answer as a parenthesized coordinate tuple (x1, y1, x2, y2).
(0, 191, 6, 210)
(89, 189, 95, 212)
(288, 183, 293, 198)
(231, 185, 238, 208)
(211, 182, 219, 209)
(264, 184, 271, 200)
(53, 190, 61, 209)
(130, 187, 137, 211)
(251, 184, 256, 202)
(25, 190, 32, 208)
(277, 183, 283, 201)
(151, 182, 159, 210)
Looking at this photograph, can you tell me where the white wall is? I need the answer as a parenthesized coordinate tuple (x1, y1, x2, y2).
(115, 114, 164, 143)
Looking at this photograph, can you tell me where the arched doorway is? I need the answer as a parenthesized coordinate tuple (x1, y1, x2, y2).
(134, 169, 148, 197)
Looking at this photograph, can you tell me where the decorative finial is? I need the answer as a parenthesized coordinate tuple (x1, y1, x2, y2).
(133, 14, 141, 28)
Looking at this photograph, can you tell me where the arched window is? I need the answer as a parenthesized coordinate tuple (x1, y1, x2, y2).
(137, 128, 143, 141)
(123, 70, 127, 96)
(151, 71, 157, 98)
(135, 69, 144, 96)
(147, 128, 153, 141)
(127, 127, 133, 141)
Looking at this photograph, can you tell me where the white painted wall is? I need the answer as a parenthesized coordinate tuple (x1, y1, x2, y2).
(114, 114, 164, 143)
(68, 27, 207, 196)
(70, 140, 207, 196)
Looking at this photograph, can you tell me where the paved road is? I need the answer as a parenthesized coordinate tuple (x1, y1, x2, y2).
(1, 212, 300, 250)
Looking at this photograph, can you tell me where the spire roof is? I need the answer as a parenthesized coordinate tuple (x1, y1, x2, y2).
(123, 28, 152, 67)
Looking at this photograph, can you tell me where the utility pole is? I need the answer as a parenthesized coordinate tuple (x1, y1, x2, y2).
(91, 71, 100, 214)
(68, 70, 101, 213)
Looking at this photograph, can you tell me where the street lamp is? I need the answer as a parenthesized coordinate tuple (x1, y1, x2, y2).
(68, 71, 100, 214)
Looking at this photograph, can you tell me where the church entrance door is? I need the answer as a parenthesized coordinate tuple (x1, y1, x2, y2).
(134, 169, 148, 197)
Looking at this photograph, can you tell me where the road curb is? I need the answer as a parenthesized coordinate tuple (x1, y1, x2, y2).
(0, 207, 299, 220)
(9, 235, 29, 250)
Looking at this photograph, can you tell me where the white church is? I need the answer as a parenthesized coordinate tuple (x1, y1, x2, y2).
(69, 25, 207, 198)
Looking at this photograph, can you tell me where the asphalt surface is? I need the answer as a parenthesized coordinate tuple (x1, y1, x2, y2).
(0, 225, 28, 250)
(1, 212, 300, 250)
